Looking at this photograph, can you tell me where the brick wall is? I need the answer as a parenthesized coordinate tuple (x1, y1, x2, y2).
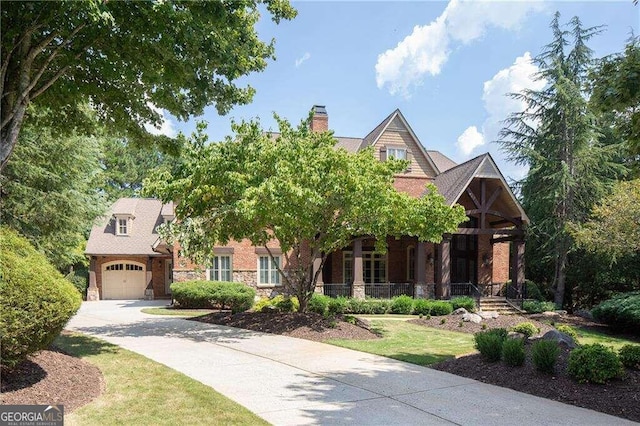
(492, 242, 510, 284)
(393, 176, 433, 198)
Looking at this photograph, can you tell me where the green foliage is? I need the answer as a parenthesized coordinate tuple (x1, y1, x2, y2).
(1, 0, 297, 169)
(531, 340, 560, 373)
(412, 299, 432, 316)
(365, 300, 392, 315)
(391, 295, 414, 314)
(451, 296, 476, 312)
(429, 301, 454, 316)
(254, 295, 299, 313)
(0, 109, 106, 270)
(568, 344, 624, 384)
(499, 13, 626, 307)
(170, 281, 255, 313)
(308, 294, 331, 315)
(343, 315, 358, 325)
(510, 322, 540, 338)
(474, 330, 506, 362)
(523, 300, 556, 314)
(503, 280, 544, 301)
(327, 296, 348, 316)
(618, 344, 640, 370)
(591, 292, 640, 330)
(0, 227, 82, 368)
(145, 114, 467, 312)
(555, 324, 579, 341)
(502, 338, 526, 367)
(65, 271, 88, 297)
(346, 298, 373, 315)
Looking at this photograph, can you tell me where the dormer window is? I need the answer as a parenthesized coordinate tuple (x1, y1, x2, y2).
(387, 147, 406, 160)
(115, 216, 131, 236)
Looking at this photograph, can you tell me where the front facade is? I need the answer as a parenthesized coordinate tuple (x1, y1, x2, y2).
(86, 106, 528, 301)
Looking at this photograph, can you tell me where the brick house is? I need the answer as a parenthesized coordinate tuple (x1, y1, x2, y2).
(86, 106, 528, 301)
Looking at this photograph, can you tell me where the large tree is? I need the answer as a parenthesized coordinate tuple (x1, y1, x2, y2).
(0, 0, 296, 170)
(145, 115, 467, 311)
(0, 106, 106, 270)
(499, 13, 625, 307)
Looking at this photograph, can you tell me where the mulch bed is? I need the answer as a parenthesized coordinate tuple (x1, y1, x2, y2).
(192, 311, 380, 342)
(408, 313, 556, 336)
(1, 349, 104, 412)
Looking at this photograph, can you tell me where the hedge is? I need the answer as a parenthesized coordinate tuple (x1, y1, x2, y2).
(0, 227, 82, 368)
(170, 280, 255, 313)
(591, 292, 640, 331)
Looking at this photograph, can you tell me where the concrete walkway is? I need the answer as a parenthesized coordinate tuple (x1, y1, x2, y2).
(66, 301, 634, 426)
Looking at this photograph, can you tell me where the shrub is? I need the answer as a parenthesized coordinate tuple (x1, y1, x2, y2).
(532, 340, 560, 373)
(503, 279, 544, 301)
(555, 324, 579, 341)
(343, 315, 358, 325)
(451, 296, 476, 312)
(474, 330, 506, 362)
(65, 271, 88, 297)
(274, 296, 299, 313)
(0, 227, 82, 368)
(327, 296, 348, 316)
(522, 300, 556, 314)
(619, 345, 640, 370)
(591, 292, 640, 331)
(346, 298, 372, 314)
(510, 322, 540, 338)
(253, 297, 272, 312)
(502, 338, 526, 367)
(365, 299, 391, 314)
(308, 294, 330, 315)
(391, 295, 414, 314)
(429, 300, 453, 316)
(413, 299, 431, 315)
(171, 280, 255, 313)
(568, 344, 624, 384)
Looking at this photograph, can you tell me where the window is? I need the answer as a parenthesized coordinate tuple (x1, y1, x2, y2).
(387, 147, 406, 160)
(117, 218, 128, 235)
(258, 255, 281, 286)
(105, 263, 142, 271)
(407, 246, 415, 281)
(343, 252, 353, 284)
(209, 255, 232, 282)
(342, 251, 387, 284)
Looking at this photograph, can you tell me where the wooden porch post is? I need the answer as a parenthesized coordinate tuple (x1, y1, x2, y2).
(352, 239, 365, 299)
(435, 235, 451, 299)
(313, 253, 324, 294)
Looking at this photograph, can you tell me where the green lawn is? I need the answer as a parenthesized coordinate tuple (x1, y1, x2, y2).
(327, 320, 475, 366)
(576, 327, 640, 351)
(140, 307, 214, 317)
(56, 333, 267, 426)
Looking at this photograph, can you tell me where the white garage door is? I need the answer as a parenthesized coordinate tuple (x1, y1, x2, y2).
(102, 262, 146, 299)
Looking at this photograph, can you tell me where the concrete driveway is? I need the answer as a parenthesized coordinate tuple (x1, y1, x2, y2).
(66, 300, 633, 425)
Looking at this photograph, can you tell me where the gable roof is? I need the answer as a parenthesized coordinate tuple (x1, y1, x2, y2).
(85, 198, 174, 256)
(432, 153, 529, 224)
(427, 150, 457, 173)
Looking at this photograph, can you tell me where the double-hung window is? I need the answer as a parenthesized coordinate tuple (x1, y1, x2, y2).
(209, 255, 232, 282)
(116, 218, 129, 235)
(387, 147, 406, 160)
(258, 255, 281, 286)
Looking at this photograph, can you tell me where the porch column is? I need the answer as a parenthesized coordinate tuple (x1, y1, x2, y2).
(352, 239, 365, 299)
(313, 253, 324, 294)
(510, 238, 526, 297)
(415, 241, 427, 298)
(436, 235, 451, 299)
(145, 258, 154, 300)
(87, 256, 100, 301)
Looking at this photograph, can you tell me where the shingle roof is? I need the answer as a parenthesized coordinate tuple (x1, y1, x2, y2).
(427, 150, 457, 173)
(335, 136, 363, 153)
(112, 198, 139, 216)
(432, 154, 487, 205)
(359, 109, 398, 150)
(85, 198, 172, 256)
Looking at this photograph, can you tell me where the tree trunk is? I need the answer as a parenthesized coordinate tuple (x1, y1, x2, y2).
(1, 104, 27, 171)
(553, 242, 569, 308)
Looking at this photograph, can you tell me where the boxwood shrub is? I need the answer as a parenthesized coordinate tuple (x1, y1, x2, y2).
(510, 322, 540, 338)
(619, 344, 640, 370)
(170, 280, 255, 313)
(254, 295, 299, 313)
(308, 294, 331, 315)
(412, 299, 432, 316)
(327, 296, 348, 315)
(591, 292, 640, 331)
(532, 340, 560, 373)
(474, 329, 507, 362)
(451, 296, 476, 312)
(522, 300, 556, 314)
(502, 338, 526, 366)
(0, 227, 82, 368)
(429, 300, 454, 316)
(568, 344, 624, 384)
(391, 295, 414, 314)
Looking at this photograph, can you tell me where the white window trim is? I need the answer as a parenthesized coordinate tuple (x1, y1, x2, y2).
(207, 255, 233, 282)
(342, 250, 388, 284)
(115, 216, 131, 236)
(387, 147, 407, 160)
(257, 255, 282, 287)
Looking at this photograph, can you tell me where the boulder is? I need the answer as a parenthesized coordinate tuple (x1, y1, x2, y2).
(478, 311, 499, 319)
(508, 331, 526, 340)
(541, 329, 577, 348)
(541, 311, 561, 319)
(452, 307, 468, 315)
(462, 313, 482, 324)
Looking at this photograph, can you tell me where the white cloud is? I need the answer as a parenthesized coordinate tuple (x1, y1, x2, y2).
(375, 0, 545, 97)
(144, 104, 176, 137)
(295, 52, 311, 68)
(457, 126, 485, 155)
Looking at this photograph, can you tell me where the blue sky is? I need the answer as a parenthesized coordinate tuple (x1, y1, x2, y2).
(152, 0, 639, 181)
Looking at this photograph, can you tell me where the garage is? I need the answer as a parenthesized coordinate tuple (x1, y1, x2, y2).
(102, 262, 146, 299)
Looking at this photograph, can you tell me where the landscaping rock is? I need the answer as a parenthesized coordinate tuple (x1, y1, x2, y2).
(575, 309, 594, 320)
(478, 311, 499, 319)
(453, 307, 468, 315)
(541, 329, 577, 348)
(508, 331, 526, 340)
(542, 311, 561, 319)
(462, 313, 482, 324)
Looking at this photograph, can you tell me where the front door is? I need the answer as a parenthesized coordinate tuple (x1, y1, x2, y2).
(451, 234, 478, 284)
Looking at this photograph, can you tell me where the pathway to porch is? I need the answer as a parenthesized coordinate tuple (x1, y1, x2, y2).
(66, 300, 632, 425)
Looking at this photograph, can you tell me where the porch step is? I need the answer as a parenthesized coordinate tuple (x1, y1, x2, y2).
(479, 297, 522, 315)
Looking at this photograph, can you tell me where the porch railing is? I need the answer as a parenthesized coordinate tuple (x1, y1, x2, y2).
(366, 283, 414, 299)
(450, 282, 482, 305)
(504, 282, 525, 309)
(322, 283, 352, 298)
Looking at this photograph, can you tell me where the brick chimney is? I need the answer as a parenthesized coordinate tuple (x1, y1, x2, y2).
(310, 105, 328, 132)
